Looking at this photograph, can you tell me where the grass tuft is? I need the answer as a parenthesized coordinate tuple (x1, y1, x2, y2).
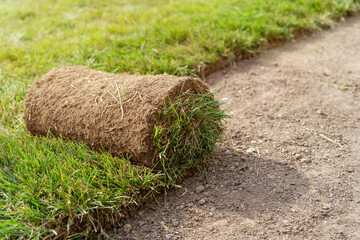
(154, 91, 228, 182)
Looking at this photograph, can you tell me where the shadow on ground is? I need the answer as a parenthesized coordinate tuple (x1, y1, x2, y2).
(110, 148, 310, 239)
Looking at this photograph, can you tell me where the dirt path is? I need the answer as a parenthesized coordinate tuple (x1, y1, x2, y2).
(111, 15, 360, 240)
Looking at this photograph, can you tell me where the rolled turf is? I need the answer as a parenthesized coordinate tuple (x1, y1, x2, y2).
(24, 66, 212, 167)
(1, 66, 228, 238)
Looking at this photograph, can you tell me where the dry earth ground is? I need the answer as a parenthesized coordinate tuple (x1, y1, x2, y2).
(111, 14, 360, 240)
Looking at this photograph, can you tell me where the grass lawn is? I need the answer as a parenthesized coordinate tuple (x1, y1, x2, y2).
(0, 0, 359, 238)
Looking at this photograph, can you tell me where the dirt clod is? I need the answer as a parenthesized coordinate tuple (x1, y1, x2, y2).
(123, 224, 133, 233)
(172, 219, 179, 227)
(196, 185, 205, 193)
(198, 199, 206, 205)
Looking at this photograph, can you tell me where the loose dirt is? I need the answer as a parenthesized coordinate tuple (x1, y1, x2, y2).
(111, 15, 360, 239)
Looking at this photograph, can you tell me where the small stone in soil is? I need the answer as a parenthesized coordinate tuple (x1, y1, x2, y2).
(165, 234, 172, 240)
(172, 219, 180, 227)
(300, 158, 311, 163)
(123, 224, 133, 233)
(225, 149, 232, 155)
(196, 185, 205, 193)
(199, 199, 206, 205)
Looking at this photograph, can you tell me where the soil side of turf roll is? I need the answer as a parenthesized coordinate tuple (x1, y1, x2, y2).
(23, 66, 209, 167)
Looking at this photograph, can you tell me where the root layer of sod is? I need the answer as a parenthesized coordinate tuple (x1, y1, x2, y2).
(0, 92, 227, 239)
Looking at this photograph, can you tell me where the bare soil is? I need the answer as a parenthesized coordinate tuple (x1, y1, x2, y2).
(111, 15, 360, 239)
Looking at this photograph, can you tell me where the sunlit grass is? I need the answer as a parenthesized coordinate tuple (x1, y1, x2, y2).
(1, 0, 359, 128)
(0, 130, 166, 239)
